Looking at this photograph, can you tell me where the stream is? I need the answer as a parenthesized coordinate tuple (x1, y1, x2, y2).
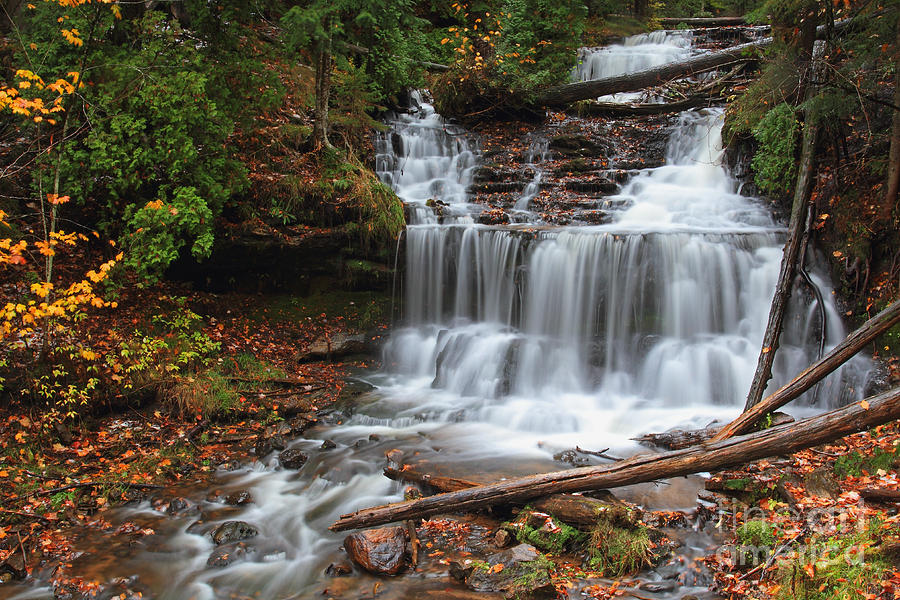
(6, 30, 874, 600)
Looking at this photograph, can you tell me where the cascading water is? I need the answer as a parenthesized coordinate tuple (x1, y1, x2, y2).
(575, 30, 694, 101)
(8, 35, 872, 600)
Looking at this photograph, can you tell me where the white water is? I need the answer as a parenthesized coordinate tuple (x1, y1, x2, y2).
(9, 39, 872, 600)
(575, 30, 694, 102)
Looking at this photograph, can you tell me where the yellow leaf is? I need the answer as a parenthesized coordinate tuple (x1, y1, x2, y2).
(441, 38, 450, 44)
(0, 470, 8, 477)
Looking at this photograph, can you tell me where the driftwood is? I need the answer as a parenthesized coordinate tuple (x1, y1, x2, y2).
(743, 41, 826, 412)
(538, 18, 853, 107)
(712, 299, 900, 441)
(860, 488, 900, 503)
(331, 387, 900, 531)
(384, 465, 624, 528)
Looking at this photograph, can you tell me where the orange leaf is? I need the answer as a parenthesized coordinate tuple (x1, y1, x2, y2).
(860, 400, 870, 410)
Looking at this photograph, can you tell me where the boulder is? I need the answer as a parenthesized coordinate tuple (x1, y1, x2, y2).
(297, 332, 375, 362)
(212, 521, 259, 545)
(279, 448, 308, 469)
(464, 544, 556, 599)
(343, 526, 409, 575)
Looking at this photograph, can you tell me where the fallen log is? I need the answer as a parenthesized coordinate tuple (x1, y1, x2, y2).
(575, 95, 721, 116)
(331, 387, 900, 531)
(712, 299, 900, 441)
(538, 17, 853, 107)
(658, 16, 746, 26)
(384, 466, 625, 528)
(634, 413, 794, 450)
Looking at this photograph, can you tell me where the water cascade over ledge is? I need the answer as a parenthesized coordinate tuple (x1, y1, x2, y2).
(8, 33, 873, 600)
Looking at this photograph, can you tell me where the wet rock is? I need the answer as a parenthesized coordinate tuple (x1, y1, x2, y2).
(493, 529, 513, 548)
(265, 421, 293, 438)
(553, 449, 589, 466)
(166, 497, 200, 516)
(207, 541, 255, 568)
(212, 521, 259, 545)
(224, 490, 253, 505)
(320, 439, 337, 450)
(298, 332, 375, 362)
(343, 526, 409, 575)
(449, 559, 476, 581)
(549, 134, 609, 158)
(368, 433, 382, 442)
(563, 179, 618, 194)
(279, 448, 308, 469)
(478, 209, 511, 225)
(465, 544, 555, 599)
(404, 486, 423, 501)
(0, 551, 26, 582)
(255, 434, 286, 458)
(336, 378, 377, 406)
(385, 448, 404, 465)
(325, 561, 354, 577)
(639, 580, 678, 593)
(288, 414, 317, 435)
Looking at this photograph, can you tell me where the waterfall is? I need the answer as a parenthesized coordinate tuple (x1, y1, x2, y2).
(15, 36, 872, 600)
(382, 107, 866, 415)
(575, 30, 695, 102)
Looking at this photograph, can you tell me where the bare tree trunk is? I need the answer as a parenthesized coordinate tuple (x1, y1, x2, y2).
(743, 39, 825, 411)
(885, 17, 900, 208)
(312, 26, 333, 149)
(331, 386, 900, 531)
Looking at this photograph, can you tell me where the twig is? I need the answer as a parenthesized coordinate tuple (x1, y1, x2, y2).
(0, 508, 53, 522)
(575, 446, 622, 461)
(7, 481, 164, 504)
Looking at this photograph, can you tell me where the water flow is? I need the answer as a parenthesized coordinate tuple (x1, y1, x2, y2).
(575, 30, 694, 102)
(513, 135, 551, 213)
(374, 90, 480, 224)
(11, 51, 871, 600)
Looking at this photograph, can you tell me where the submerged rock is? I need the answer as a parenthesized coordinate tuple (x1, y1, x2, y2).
(207, 541, 255, 568)
(325, 561, 354, 577)
(165, 496, 200, 516)
(464, 543, 556, 599)
(223, 490, 253, 505)
(343, 526, 408, 575)
(279, 447, 308, 469)
(212, 521, 259, 545)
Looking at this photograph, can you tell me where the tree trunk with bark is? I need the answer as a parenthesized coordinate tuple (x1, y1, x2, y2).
(312, 25, 333, 149)
(885, 17, 900, 208)
(332, 386, 900, 531)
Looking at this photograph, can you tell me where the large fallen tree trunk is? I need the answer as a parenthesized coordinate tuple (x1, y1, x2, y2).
(538, 18, 853, 107)
(539, 39, 767, 106)
(658, 16, 747, 26)
(332, 386, 900, 531)
(385, 466, 624, 527)
(712, 298, 900, 441)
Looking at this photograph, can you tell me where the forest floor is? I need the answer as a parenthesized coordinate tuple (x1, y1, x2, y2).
(0, 279, 387, 588)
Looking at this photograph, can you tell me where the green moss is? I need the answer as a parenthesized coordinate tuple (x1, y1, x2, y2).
(587, 518, 654, 577)
(507, 511, 588, 555)
(774, 528, 892, 600)
(724, 478, 752, 491)
(834, 445, 898, 478)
